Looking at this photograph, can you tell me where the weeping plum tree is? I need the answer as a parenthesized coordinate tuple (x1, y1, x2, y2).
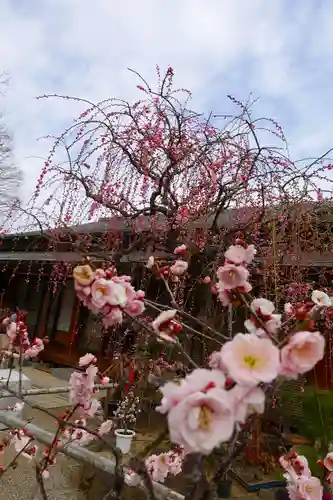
(27, 66, 333, 265)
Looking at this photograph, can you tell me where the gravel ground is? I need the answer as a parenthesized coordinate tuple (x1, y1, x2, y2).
(0, 406, 84, 500)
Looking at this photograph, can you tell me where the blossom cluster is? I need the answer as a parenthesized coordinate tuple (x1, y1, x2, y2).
(154, 242, 326, 455)
(145, 448, 185, 483)
(279, 451, 331, 500)
(146, 244, 189, 281)
(73, 264, 145, 327)
(125, 448, 185, 486)
(216, 239, 256, 306)
(2, 313, 45, 360)
(69, 353, 111, 418)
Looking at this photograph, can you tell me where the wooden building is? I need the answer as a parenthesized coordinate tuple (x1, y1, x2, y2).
(0, 217, 155, 369)
(0, 203, 333, 385)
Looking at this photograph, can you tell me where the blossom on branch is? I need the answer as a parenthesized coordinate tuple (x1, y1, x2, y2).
(280, 331, 325, 379)
(220, 333, 280, 386)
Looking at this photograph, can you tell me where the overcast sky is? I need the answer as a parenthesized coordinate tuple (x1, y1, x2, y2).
(1, 0, 333, 203)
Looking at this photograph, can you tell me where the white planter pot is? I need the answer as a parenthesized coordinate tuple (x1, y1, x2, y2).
(115, 429, 135, 453)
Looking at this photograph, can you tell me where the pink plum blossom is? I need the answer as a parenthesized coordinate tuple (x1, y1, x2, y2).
(102, 307, 123, 327)
(244, 298, 281, 334)
(91, 279, 126, 309)
(135, 290, 145, 300)
(216, 281, 252, 306)
(288, 475, 322, 500)
(220, 333, 280, 386)
(94, 268, 106, 279)
(250, 298, 275, 316)
(174, 244, 187, 255)
(152, 309, 181, 343)
(243, 244, 257, 264)
(224, 245, 247, 265)
(167, 388, 235, 454)
(145, 453, 170, 482)
(98, 420, 114, 436)
(280, 331, 325, 379)
(229, 385, 265, 423)
(208, 351, 226, 371)
(324, 452, 333, 471)
(114, 278, 137, 302)
(217, 264, 249, 290)
(124, 470, 141, 487)
(157, 368, 226, 414)
(125, 299, 145, 317)
(170, 260, 188, 276)
(79, 353, 96, 367)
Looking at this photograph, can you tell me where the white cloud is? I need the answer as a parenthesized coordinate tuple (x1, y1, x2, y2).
(0, 0, 332, 208)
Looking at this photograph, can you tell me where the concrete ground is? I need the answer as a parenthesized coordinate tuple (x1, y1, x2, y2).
(0, 366, 93, 499)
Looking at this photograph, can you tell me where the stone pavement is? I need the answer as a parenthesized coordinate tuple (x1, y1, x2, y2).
(21, 366, 107, 410)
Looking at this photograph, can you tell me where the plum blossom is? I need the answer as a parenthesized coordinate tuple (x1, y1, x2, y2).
(145, 450, 184, 483)
(103, 307, 123, 327)
(73, 264, 95, 286)
(124, 470, 141, 487)
(69, 358, 100, 417)
(243, 244, 257, 264)
(220, 333, 280, 386)
(145, 453, 171, 482)
(284, 302, 294, 315)
(167, 387, 235, 454)
(244, 298, 281, 334)
(311, 290, 331, 307)
(157, 368, 226, 414)
(98, 420, 114, 436)
(216, 281, 252, 307)
(217, 264, 249, 290)
(152, 310, 182, 343)
(146, 256, 155, 269)
(286, 474, 322, 500)
(224, 243, 256, 265)
(79, 353, 96, 367)
(170, 260, 188, 276)
(224, 245, 247, 265)
(208, 351, 226, 371)
(174, 244, 187, 255)
(91, 279, 127, 309)
(229, 385, 266, 423)
(125, 299, 145, 317)
(280, 331, 325, 379)
(324, 452, 333, 471)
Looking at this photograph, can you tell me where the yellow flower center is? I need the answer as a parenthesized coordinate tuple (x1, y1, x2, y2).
(228, 270, 236, 280)
(198, 405, 212, 431)
(243, 355, 258, 369)
(306, 486, 312, 493)
(97, 285, 108, 296)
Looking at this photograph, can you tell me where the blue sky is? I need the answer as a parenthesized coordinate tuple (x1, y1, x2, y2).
(1, 0, 333, 203)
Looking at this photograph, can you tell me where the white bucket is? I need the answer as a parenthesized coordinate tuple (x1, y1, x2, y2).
(115, 429, 135, 453)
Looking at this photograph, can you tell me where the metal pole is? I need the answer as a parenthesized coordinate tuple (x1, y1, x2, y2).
(0, 411, 183, 500)
(0, 382, 117, 398)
